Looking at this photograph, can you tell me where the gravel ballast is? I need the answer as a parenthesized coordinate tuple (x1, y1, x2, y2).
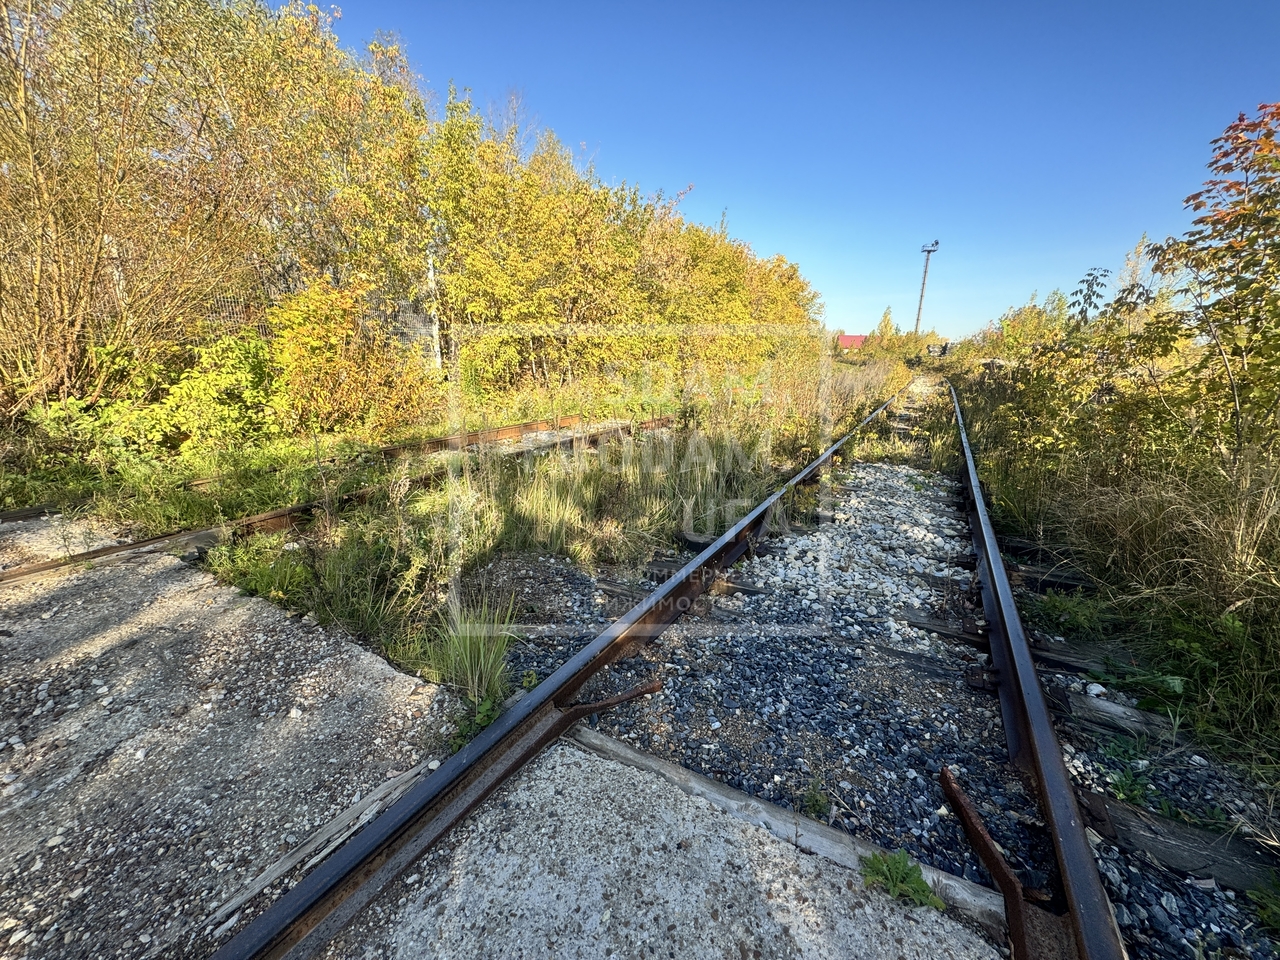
(2, 521, 1004, 960)
(317, 740, 1000, 960)
(503, 446, 1279, 959)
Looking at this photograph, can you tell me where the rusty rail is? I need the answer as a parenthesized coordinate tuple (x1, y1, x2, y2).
(209, 393, 902, 960)
(0, 415, 592, 521)
(186, 414, 588, 491)
(948, 383, 1125, 960)
(0, 416, 670, 586)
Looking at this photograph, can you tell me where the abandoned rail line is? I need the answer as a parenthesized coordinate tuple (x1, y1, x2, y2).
(0, 414, 668, 586)
(1, 383, 1275, 960)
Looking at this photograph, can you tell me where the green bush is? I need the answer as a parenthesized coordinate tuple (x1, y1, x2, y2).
(152, 332, 276, 450)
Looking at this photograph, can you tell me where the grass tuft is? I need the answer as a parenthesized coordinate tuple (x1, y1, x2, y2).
(800, 777, 829, 820)
(421, 593, 514, 708)
(860, 849, 946, 910)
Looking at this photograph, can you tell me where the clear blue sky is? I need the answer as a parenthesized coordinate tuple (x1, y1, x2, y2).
(331, 1, 1279, 340)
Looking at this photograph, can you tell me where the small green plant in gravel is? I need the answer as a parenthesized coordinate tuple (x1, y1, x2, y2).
(860, 850, 945, 910)
(1108, 768, 1151, 805)
(449, 696, 502, 753)
(1157, 798, 1189, 823)
(1026, 590, 1114, 642)
(800, 777, 829, 819)
(205, 532, 315, 608)
(1197, 805, 1230, 832)
(521, 669, 539, 691)
(1248, 874, 1280, 935)
(1102, 735, 1147, 763)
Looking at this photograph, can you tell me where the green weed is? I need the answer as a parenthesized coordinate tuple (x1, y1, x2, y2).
(1156, 798, 1188, 823)
(800, 777, 829, 819)
(204, 533, 315, 608)
(860, 850, 946, 910)
(449, 696, 503, 753)
(492, 427, 776, 568)
(1025, 590, 1114, 642)
(1108, 768, 1151, 805)
(1247, 874, 1280, 934)
(1102, 736, 1147, 763)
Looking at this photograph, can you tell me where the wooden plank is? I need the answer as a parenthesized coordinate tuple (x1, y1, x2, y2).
(1063, 692, 1178, 743)
(1078, 791, 1280, 893)
(1007, 561, 1092, 593)
(863, 643, 959, 682)
(905, 618, 995, 658)
(1025, 640, 1123, 676)
(596, 578, 648, 603)
(205, 761, 432, 931)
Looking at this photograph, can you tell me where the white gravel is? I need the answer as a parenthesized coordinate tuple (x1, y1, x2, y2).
(0, 517, 121, 572)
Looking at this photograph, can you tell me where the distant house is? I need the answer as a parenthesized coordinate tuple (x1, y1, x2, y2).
(836, 334, 866, 351)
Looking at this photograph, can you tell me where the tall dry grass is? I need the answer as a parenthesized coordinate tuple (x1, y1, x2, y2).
(951, 364, 1280, 766)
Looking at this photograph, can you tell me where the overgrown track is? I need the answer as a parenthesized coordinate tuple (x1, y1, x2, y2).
(0, 415, 667, 586)
(0, 414, 589, 525)
(210, 394, 904, 960)
(209, 384, 1125, 960)
(947, 382, 1125, 960)
(183, 414, 589, 492)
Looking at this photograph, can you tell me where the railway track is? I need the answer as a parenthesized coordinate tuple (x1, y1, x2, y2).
(0, 415, 668, 587)
(199, 382, 1129, 960)
(3, 383, 1274, 959)
(0, 413, 595, 526)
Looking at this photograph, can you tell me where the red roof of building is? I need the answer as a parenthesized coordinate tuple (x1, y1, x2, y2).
(837, 334, 866, 350)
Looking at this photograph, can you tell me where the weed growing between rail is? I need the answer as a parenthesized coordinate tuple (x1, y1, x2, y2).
(423, 593, 514, 707)
(800, 777, 830, 820)
(184, 351, 907, 751)
(195, 384, 899, 734)
(491, 427, 778, 568)
(205, 533, 316, 609)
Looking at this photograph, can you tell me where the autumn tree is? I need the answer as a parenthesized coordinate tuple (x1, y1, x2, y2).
(0, 0, 279, 413)
(1142, 102, 1280, 456)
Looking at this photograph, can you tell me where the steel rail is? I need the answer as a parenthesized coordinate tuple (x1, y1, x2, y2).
(186, 414, 588, 491)
(0, 414, 590, 520)
(209, 392, 904, 960)
(0, 416, 670, 587)
(948, 383, 1125, 960)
